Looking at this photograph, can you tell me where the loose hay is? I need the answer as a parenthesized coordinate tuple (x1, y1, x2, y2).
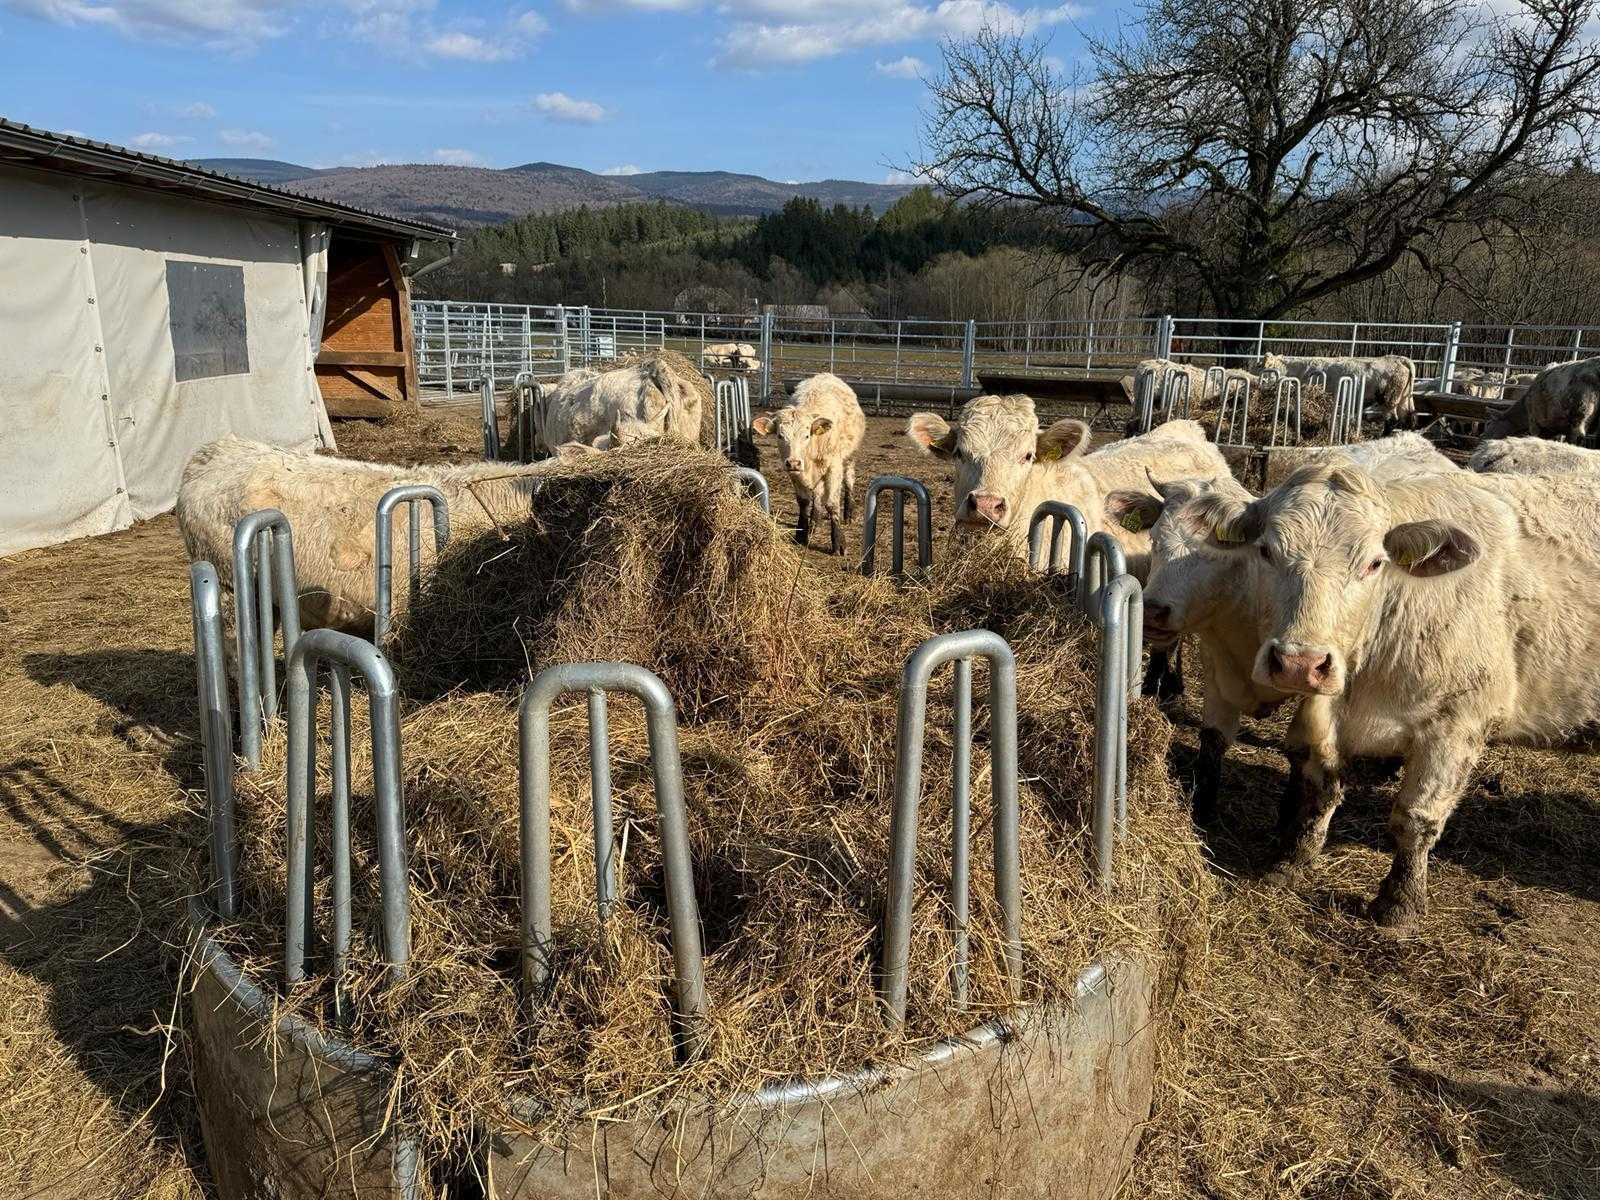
(206, 443, 1210, 1169)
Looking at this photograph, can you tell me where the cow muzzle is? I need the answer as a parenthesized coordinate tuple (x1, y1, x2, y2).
(958, 492, 1009, 529)
(1142, 599, 1181, 648)
(1256, 640, 1344, 695)
(784, 458, 804, 473)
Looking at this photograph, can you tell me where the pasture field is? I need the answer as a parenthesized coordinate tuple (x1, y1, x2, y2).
(0, 409, 1596, 1198)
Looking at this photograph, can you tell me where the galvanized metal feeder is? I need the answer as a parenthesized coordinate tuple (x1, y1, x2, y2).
(185, 497, 1158, 1200)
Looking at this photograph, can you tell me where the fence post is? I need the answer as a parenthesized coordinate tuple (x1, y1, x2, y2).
(1349, 322, 1359, 355)
(759, 309, 774, 400)
(829, 318, 837, 372)
(443, 305, 454, 403)
(556, 304, 569, 373)
(1156, 314, 1174, 360)
(1441, 321, 1462, 393)
(1571, 327, 1585, 362)
(1502, 326, 1516, 380)
(962, 319, 977, 388)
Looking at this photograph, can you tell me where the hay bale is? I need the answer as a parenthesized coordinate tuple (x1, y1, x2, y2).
(211, 443, 1209, 1162)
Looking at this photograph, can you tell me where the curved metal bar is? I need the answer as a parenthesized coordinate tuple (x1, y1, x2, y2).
(1135, 369, 1157, 432)
(232, 509, 302, 770)
(374, 484, 450, 644)
(715, 378, 753, 458)
(861, 475, 933, 577)
(190, 562, 239, 917)
(481, 376, 500, 461)
(510, 371, 541, 463)
(1083, 531, 1128, 617)
(1163, 369, 1191, 421)
(1094, 575, 1141, 890)
(1270, 377, 1303, 448)
(519, 662, 707, 1039)
(285, 629, 410, 991)
(731, 466, 771, 513)
(1216, 375, 1251, 446)
(1027, 500, 1089, 580)
(882, 629, 1020, 1028)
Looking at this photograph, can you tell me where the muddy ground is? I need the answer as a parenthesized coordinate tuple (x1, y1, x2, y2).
(0, 407, 1596, 1198)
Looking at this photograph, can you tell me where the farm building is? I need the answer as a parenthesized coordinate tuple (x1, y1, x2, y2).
(0, 120, 454, 557)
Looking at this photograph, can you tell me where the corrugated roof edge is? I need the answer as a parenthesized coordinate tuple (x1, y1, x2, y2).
(0, 118, 457, 243)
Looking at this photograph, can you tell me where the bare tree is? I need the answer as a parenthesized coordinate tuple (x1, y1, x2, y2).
(916, 0, 1600, 319)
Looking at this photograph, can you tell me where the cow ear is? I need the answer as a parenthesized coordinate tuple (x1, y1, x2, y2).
(810, 417, 833, 436)
(1104, 490, 1164, 534)
(1384, 520, 1480, 577)
(1179, 493, 1262, 551)
(556, 440, 603, 459)
(907, 412, 957, 457)
(751, 416, 775, 437)
(1037, 418, 1091, 463)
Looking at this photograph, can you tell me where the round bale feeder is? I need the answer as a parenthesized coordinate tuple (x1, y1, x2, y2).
(183, 489, 1168, 1200)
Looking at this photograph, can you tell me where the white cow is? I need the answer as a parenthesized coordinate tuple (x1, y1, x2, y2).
(537, 358, 704, 454)
(752, 373, 865, 555)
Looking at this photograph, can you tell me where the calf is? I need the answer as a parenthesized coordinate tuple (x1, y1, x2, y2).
(538, 358, 703, 454)
(1262, 352, 1416, 431)
(1484, 356, 1600, 443)
(751, 373, 865, 555)
(177, 435, 553, 635)
(1131, 434, 1458, 822)
(1183, 463, 1600, 925)
(1471, 435, 1600, 475)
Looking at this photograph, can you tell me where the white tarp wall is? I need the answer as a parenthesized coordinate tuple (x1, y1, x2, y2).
(0, 164, 332, 557)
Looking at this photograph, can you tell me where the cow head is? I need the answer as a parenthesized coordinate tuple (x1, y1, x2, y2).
(906, 395, 1091, 536)
(1182, 463, 1481, 695)
(1107, 475, 1237, 649)
(753, 409, 832, 484)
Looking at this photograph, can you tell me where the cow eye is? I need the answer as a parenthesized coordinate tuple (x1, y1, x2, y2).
(1365, 557, 1385, 577)
(1022, 450, 1035, 463)
(1258, 545, 1272, 563)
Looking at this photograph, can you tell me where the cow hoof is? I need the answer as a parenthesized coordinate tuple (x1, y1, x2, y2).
(1369, 892, 1426, 929)
(1261, 860, 1305, 888)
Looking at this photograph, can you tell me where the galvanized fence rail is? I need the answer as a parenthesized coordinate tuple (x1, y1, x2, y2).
(1027, 500, 1088, 578)
(374, 485, 450, 644)
(861, 475, 933, 577)
(417, 300, 1600, 412)
(714, 377, 752, 457)
(232, 509, 302, 770)
(731, 466, 771, 513)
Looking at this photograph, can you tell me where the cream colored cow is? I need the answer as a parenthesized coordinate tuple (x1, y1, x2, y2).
(751, 373, 865, 555)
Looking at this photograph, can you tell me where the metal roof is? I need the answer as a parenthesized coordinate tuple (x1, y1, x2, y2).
(0, 118, 456, 242)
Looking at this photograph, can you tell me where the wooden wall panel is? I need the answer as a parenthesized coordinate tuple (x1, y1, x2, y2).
(316, 235, 417, 419)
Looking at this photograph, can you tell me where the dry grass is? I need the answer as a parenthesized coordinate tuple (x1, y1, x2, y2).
(210, 443, 1208, 1166)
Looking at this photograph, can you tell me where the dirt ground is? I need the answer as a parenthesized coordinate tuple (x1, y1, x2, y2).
(0, 405, 1597, 1198)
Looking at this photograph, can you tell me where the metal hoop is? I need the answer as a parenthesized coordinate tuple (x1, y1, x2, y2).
(1027, 500, 1088, 582)
(374, 484, 450, 644)
(232, 509, 302, 770)
(861, 475, 933, 577)
(190, 562, 239, 917)
(731, 466, 771, 512)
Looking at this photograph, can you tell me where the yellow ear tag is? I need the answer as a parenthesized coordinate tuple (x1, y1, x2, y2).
(1038, 445, 1062, 463)
(1121, 512, 1144, 532)
(1212, 522, 1243, 544)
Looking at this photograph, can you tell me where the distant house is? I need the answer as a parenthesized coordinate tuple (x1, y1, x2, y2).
(0, 119, 454, 556)
(765, 303, 830, 322)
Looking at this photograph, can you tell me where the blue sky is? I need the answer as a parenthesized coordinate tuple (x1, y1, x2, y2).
(0, 0, 1104, 181)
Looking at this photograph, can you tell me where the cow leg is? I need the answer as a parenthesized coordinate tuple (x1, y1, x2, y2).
(841, 459, 857, 524)
(1266, 695, 1341, 883)
(824, 462, 847, 556)
(1370, 731, 1481, 928)
(795, 496, 812, 547)
(1193, 681, 1240, 826)
(1143, 643, 1184, 706)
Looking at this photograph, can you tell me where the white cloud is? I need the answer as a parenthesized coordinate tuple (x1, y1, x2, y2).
(218, 127, 274, 150)
(335, 1, 545, 61)
(432, 147, 485, 165)
(874, 54, 923, 78)
(4, 0, 292, 50)
(129, 131, 193, 149)
(885, 169, 928, 184)
(712, 0, 1086, 67)
(562, 0, 696, 11)
(181, 101, 218, 118)
(534, 91, 606, 123)
(601, 163, 643, 175)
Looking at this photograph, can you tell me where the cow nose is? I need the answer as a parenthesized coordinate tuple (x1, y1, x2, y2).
(1144, 600, 1173, 631)
(1265, 643, 1336, 693)
(969, 493, 1008, 523)
(784, 458, 803, 472)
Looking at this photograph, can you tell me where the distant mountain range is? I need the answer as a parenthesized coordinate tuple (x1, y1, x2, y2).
(192, 158, 918, 229)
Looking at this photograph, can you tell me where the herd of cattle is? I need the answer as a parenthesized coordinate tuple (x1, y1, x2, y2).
(175, 350, 1600, 930)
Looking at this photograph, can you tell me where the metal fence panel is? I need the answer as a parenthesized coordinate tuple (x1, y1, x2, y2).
(861, 475, 933, 577)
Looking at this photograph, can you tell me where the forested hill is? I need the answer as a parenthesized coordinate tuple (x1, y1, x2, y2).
(190, 158, 917, 225)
